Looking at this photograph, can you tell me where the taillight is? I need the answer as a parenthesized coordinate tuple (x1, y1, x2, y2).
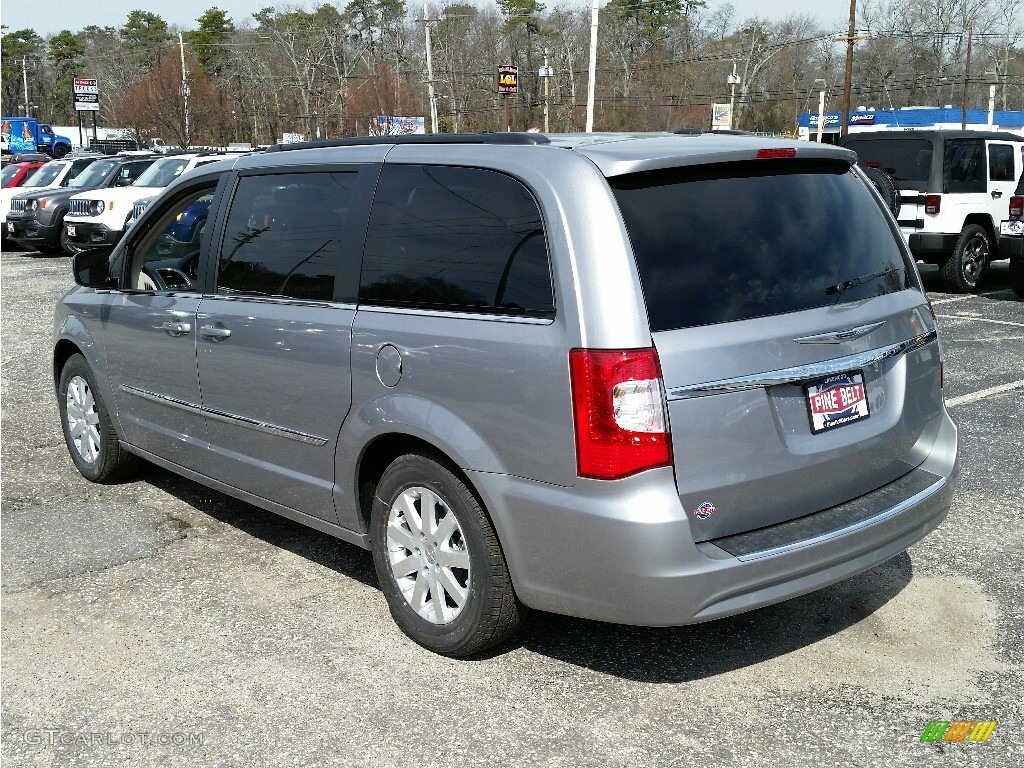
(866, 161, 881, 168)
(569, 348, 672, 480)
(1010, 195, 1023, 218)
(924, 195, 941, 215)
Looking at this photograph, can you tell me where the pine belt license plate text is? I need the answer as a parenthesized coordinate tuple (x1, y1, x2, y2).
(66, 225, 75, 237)
(805, 371, 870, 434)
(999, 219, 1024, 236)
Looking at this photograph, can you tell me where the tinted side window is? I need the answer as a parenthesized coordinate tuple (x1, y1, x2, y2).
(611, 161, 912, 332)
(944, 141, 985, 193)
(989, 144, 1015, 182)
(360, 165, 553, 317)
(217, 172, 357, 302)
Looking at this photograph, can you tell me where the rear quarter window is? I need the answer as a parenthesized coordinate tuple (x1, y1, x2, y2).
(360, 164, 554, 318)
(611, 160, 913, 332)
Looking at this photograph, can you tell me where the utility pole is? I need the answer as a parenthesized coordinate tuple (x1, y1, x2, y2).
(961, 19, 973, 130)
(22, 57, 29, 113)
(834, 0, 868, 138)
(585, 0, 599, 132)
(424, 4, 439, 134)
(179, 33, 190, 147)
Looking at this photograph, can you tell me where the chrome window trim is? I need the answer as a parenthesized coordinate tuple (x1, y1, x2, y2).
(120, 384, 328, 445)
(202, 294, 354, 310)
(355, 304, 556, 325)
(666, 330, 938, 401)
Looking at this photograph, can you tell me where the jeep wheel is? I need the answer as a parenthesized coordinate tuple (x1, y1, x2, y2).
(861, 166, 900, 218)
(1010, 257, 1024, 299)
(941, 224, 990, 293)
(370, 453, 524, 657)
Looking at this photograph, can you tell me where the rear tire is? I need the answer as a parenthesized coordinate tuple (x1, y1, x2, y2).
(940, 224, 990, 293)
(370, 453, 524, 657)
(58, 354, 140, 483)
(1010, 256, 1024, 298)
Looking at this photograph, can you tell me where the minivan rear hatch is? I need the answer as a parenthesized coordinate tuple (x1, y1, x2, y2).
(610, 158, 943, 542)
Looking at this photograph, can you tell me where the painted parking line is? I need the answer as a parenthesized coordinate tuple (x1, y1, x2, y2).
(945, 379, 1024, 408)
(929, 289, 1015, 305)
(935, 314, 1024, 328)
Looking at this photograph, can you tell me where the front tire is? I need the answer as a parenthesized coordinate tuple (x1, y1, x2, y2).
(941, 224, 990, 293)
(58, 354, 139, 483)
(370, 453, 524, 657)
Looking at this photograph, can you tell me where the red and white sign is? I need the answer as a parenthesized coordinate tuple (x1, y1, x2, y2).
(806, 372, 870, 433)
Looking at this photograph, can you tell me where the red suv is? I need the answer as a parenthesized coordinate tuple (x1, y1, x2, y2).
(1, 161, 45, 189)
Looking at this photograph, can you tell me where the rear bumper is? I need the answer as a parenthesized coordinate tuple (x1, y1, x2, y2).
(473, 411, 958, 626)
(63, 220, 120, 255)
(907, 232, 957, 261)
(998, 234, 1024, 262)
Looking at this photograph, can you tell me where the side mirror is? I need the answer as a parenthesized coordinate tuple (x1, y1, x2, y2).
(72, 249, 116, 289)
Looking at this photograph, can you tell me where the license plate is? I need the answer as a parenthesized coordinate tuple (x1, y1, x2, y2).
(805, 371, 870, 434)
(66, 225, 75, 237)
(999, 219, 1024, 236)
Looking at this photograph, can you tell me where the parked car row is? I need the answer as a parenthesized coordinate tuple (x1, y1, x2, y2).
(2, 151, 239, 255)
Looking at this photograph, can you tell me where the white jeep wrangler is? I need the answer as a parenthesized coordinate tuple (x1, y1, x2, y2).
(841, 130, 1024, 292)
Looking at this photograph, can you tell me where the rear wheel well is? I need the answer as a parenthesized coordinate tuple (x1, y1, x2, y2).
(962, 213, 996, 243)
(356, 434, 477, 535)
(53, 339, 83, 391)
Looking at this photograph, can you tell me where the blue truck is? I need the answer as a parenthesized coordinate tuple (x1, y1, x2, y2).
(1, 117, 73, 158)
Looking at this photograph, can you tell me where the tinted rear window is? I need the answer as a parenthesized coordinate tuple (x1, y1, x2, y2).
(842, 138, 932, 189)
(611, 161, 913, 332)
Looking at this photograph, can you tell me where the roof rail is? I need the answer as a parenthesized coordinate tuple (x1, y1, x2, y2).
(264, 132, 551, 153)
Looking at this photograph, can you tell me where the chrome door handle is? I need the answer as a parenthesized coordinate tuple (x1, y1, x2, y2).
(160, 321, 191, 336)
(200, 325, 232, 340)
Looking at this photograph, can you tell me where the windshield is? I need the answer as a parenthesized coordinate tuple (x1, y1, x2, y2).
(69, 159, 120, 187)
(133, 158, 191, 188)
(24, 162, 66, 187)
(1, 165, 23, 185)
(611, 160, 913, 332)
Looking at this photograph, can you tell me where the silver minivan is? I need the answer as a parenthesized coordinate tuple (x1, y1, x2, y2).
(55, 133, 958, 656)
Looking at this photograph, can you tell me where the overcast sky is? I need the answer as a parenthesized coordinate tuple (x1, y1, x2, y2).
(1, 0, 848, 38)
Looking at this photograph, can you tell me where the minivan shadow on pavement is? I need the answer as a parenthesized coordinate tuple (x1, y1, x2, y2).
(138, 463, 913, 681)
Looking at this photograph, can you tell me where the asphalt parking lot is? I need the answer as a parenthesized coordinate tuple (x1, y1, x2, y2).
(1, 248, 1022, 767)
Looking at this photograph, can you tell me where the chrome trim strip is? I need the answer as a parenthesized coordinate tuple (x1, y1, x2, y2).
(666, 330, 937, 400)
(355, 304, 555, 325)
(793, 321, 886, 344)
(120, 384, 328, 446)
(735, 476, 946, 562)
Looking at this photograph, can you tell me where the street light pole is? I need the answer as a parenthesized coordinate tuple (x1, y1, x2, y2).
(424, 4, 439, 134)
(585, 0, 599, 132)
(814, 79, 827, 143)
(727, 62, 741, 130)
(539, 50, 554, 133)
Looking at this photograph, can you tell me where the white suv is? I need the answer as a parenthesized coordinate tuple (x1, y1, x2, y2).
(62, 152, 231, 255)
(841, 130, 1024, 292)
